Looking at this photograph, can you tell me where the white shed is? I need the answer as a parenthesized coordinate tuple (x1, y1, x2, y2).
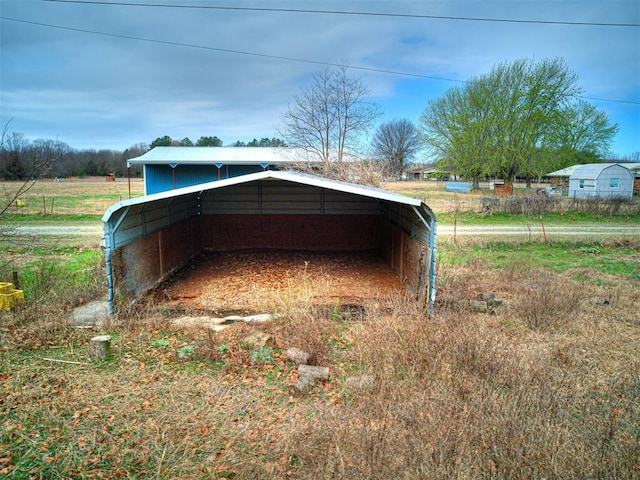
(568, 164, 634, 200)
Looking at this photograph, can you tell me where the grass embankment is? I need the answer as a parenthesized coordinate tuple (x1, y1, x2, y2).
(1, 238, 639, 478)
(1, 214, 103, 223)
(438, 210, 640, 225)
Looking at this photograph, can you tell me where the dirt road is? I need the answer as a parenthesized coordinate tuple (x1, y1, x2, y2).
(437, 224, 640, 239)
(8, 223, 640, 241)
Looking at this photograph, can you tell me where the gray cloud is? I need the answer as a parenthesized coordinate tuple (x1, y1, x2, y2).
(1, 0, 638, 155)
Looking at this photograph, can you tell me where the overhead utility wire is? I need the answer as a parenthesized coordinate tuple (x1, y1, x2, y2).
(2, 16, 638, 106)
(42, 0, 640, 28)
(0, 16, 463, 84)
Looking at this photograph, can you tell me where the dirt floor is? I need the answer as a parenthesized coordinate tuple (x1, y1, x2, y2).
(155, 250, 405, 313)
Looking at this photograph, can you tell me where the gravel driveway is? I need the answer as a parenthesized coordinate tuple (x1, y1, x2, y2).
(8, 223, 640, 241)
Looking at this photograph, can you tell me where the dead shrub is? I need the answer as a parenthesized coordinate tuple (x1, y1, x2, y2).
(1, 255, 105, 348)
(278, 306, 342, 365)
(568, 196, 635, 215)
(517, 271, 583, 330)
(481, 195, 561, 215)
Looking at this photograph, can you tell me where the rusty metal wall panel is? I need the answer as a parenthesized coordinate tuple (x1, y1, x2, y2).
(112, 231, 161, 301)
(112, 218, 202, 303)
(201, 214, 382, 251)
(378, 220, 430, 302)
(401, 234, 426, 297)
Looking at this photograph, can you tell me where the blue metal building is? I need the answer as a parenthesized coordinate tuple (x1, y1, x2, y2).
(127, 146, 319, 195)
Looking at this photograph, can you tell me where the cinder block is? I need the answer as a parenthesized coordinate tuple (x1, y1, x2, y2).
(0, 283, 25, 311)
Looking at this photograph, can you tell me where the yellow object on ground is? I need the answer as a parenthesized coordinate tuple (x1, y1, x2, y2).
(0, 282, 25, 311)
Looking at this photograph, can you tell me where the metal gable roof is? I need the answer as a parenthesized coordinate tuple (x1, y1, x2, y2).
(103, 170, 426, 223)
(127, 146, 321, 166)
(548, 163, 640, 178)
(102, 170, 438, 317)
(569, 163, 632, 180)
(546, 165, 581, 177)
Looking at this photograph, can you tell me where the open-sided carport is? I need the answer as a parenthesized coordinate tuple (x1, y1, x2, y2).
(102, 170, 437, 315)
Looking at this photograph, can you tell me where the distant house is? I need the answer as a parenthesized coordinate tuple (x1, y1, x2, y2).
(546, 165, 580, 191)
(403, 167, 453, 182)
(127, 147, 320, 195)
(567, 163, 634, 200)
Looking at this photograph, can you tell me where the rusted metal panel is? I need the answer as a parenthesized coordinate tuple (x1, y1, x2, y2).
(201, 214, 382, 252)
(111, 218, 202, 303)
(401, 233, 426, 297)
(112, 231, 161, 301)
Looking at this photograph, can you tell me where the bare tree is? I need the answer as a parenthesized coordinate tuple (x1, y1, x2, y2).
(1, 122, 55, 272)
(372, 118, 422, 177)
(1, 123, 54, 228)
(280, 65, 381, 164)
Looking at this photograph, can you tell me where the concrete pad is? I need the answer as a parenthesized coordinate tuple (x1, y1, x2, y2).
(70, 300, 109, 327)
(171, 313, 278, 332)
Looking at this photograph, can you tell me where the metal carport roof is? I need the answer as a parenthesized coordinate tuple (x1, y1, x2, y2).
(103, 170, 437, 315)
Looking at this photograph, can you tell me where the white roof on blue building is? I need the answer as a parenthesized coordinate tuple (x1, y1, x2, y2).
(127, 146, 327, 166)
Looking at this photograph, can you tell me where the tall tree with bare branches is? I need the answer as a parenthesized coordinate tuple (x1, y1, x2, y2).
(280, 65, 381, 163)
(372, 118, 422, 177)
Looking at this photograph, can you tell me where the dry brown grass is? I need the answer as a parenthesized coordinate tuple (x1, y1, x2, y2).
(1, 177, 144, 216)
(2, 248, 639, 479)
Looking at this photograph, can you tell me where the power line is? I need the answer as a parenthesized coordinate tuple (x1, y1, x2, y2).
(41, 0, 640, 28)
(1, 15, 639, 106)
(0, 16, 464, 84)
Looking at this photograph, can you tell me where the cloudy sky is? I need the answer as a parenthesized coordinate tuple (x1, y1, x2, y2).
(1, 0, 638, 158)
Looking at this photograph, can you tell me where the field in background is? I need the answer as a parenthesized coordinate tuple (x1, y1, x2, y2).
(1, 177, 144, 217)
(2, 177, 639, 219)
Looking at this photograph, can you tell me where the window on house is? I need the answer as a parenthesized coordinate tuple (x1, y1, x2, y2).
(579, 179, 585, 188)
(609, 178, 619, 188)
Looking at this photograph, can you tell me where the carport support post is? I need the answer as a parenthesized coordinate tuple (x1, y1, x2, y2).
(158, 232, 164, 278)
(412, 205, 437, 316)
(104, 206, 131, 317)
(170, 163, 178, 189)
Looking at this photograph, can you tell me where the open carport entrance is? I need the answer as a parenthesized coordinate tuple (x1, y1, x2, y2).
(102, 171, 437, 315)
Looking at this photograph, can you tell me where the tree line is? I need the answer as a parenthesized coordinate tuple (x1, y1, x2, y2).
(0, 133, 286, 181)
(149, 135, 286, 149)
(419, 58, 619, 188)
(0, 131, 148, 180)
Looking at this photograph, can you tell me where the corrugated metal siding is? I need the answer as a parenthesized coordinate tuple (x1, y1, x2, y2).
(174, 165, 218, 189)
(219, 164, 267, 180)
(108, 194, 201, 248)
(145, 165, 174, 195)
(201, 180, 382, 216)
(144, 164, 269, 194)
(381, 202, 430, 245)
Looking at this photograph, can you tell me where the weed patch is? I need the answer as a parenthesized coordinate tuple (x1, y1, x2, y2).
(1, 189, 639, 478)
